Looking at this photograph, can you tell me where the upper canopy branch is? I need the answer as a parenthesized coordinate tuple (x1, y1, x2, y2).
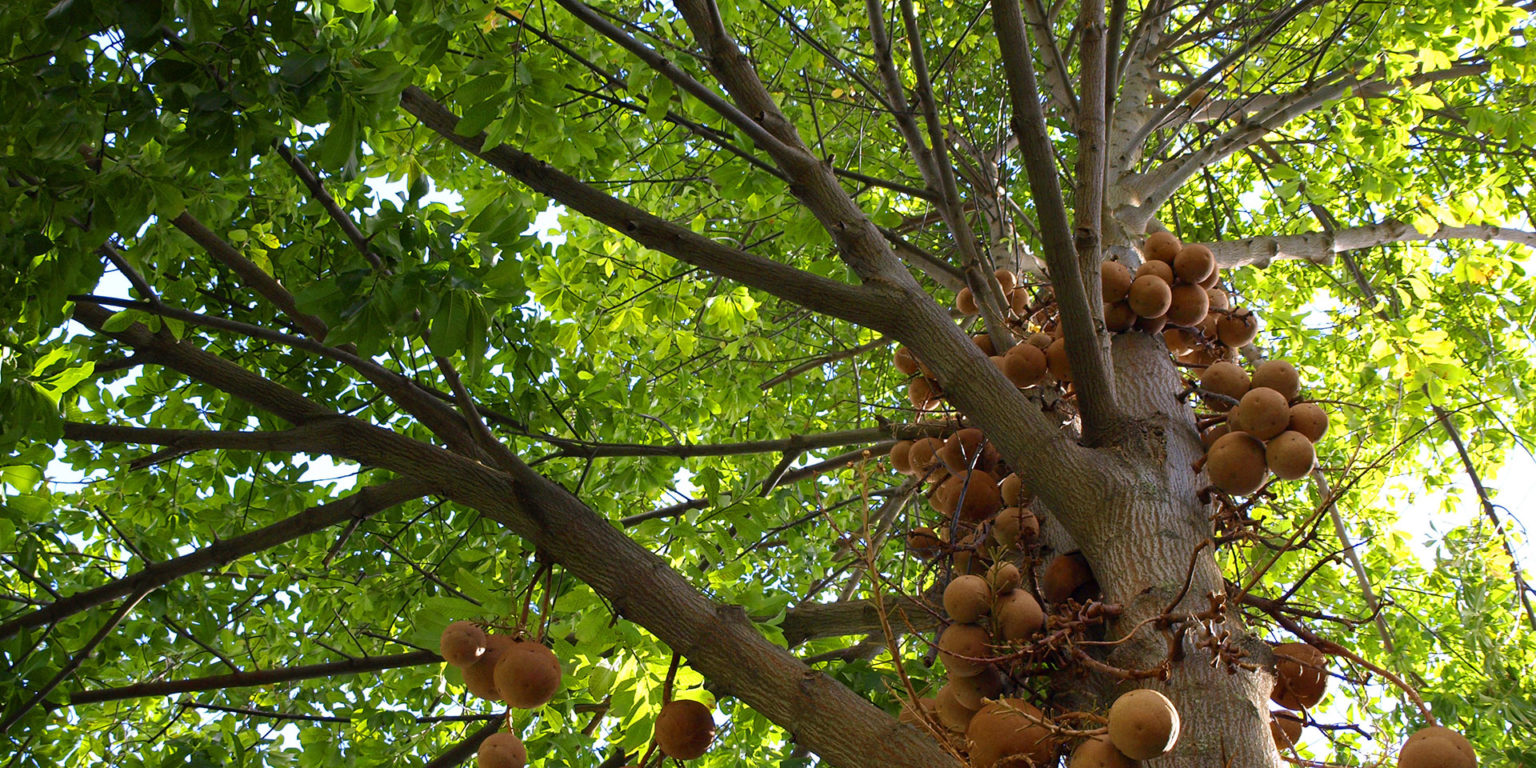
(1202, 220, 1536, 268)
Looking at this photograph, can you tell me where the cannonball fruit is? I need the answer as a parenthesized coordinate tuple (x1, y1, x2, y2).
(907, 527, 942, 556)
(1070, 734, 1135, 768)
(1270, 710, 1303, 750)
(938, 623, 992, 677)
(1128, 275, 1174, 318)
(1397, 725, 1477, 768)
(966, 699, 1056, 768)
(909, 437, 944, 474)
(1003, 342, 1048, 387)
(992, 506, 1039, 547)
(1217, 307, 1260, 347)
(889, 440, 914, 474)
(464, 634, 514, 701)
(957, 287, 979, 315)
(1174, 244, 1216, 284)
(894, 346, 920, 376)
(949, 667, 1005, 710)
(1042, 552, 1095, 603)
(1205, 431, 1268, 495)
(988, 562, 1022, 595)
(1144, 231, 1181, 263)
(995, 268, 1018, 293)
(1167, 283, 1210, 326)
(1107, 689, 1181, 760)
(1266, 431, 1316, 480)
(999, 473, 1028, 507)
(1289, 402, 1328, 442)
(943, 575, 993, 623)
(1236, 387, 1292, 440)
(1271, 643, 1328, 710)
(1136, 260, 1175, 284)
(477, 732, 528, 768)
(1046, 337, 1072, 382)
(939, 428, 987, 474)
(655, 699, 716, 760)
(1252, 359, 1301, 402)
(1201, 422, 1230, 450)
(1200, 361, 1249, 410)
(1105, 301, 1137, 332)
(995, 589, 1045, 641)
(492, 639, 562, 709)
(441, 621, 487, 668)
(936, 683, 979, 731)
(1102, 261, 1133, 304)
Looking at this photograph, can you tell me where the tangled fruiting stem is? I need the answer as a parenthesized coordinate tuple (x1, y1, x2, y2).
(517, 561, 553, 634)
(661, 651, 681, 704)
(996, 699, 1105, 739)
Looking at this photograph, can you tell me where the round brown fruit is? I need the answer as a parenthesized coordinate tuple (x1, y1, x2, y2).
(939, 428, 987, 474)
(1107, 689, 1180, 760)
(1397, 726, 1477, 768)
(1216, 307, 1260, 347)
(1289, 402, 1328, 442)
(1136, 260, 1175, 285)
(1027, 332, 1053, 349)
(1144, 231, 1181, 264)
(939, 470, 1003, 522)
(1270, 711, 1303, 750)
(1002, 342, 1048, 387)
(936, 683, 979, 732)
(991, 506, 1038, 547)
(995, 268, 1018, 293)
(1163, 327, 1199, 355)
(988, 562, 1022, 594)
(1128, 275, 1174, 318)
(949, 666, 1005, 710)
(908, 377, 940, 410)
(1174, 244, 1216, 284)
(898, 696, 938, 728)
(1070, 734, 1135, 768)
(494, 639, 563, 709)
(440, 621, 487, 668)
(1201, 423, 1230, 450)
(655, 699, 716, 760)
(1012, 288, 1033, 316)
(999, 473, 1029, 507)
(1266, 431, 1316, 480)
(1105, 301, 1137, 333)
(1136, 313, 1168, 334)
(894, 346, 920, 376)
(1252, 359, 1301, 402)
(995, 589, 1045, 641)
(1046, 337, 1072, 382)
(889, 440, 914, 474)
(938, 623, 992, 677)
(1200, 361, 1250, 411)
(1206, 288, 1230, 311)
(966, 698, 1056, 768)
(1200, 265, 1222, 288)
(1042, 552, 1095, 604)
(909, 437, 945, 474)
(1205, 431, 1268, 495)
(957, 287, 979, 315)
(1166, 283, 1210, 327)
(1236, 387, 1291, 440)
(943, 574, 993, 623)
(464, 635, 514, 701)
(973, 333, 997, 356)
(477, 732, 527, 768)
(907, 527, 942, 557)
(1102, 261, 1134, 304)
(1271, 643, 1328, 710)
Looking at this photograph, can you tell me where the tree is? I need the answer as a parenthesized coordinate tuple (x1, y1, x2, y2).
(2, 0, 1534, 766)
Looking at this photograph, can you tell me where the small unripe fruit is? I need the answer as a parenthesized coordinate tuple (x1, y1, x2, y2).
(1108, 689, 1181, 760)
(440, 621, 487, 668)
(988, 562, 1022, 594)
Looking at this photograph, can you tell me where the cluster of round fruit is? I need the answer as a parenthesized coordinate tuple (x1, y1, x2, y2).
(1196, 359, 1328, 495)
(1105, 231, 1260, 367)
(438, 622, 563, 768)
(902, 684, 1182, 767)
(895, 330, 1056, 414)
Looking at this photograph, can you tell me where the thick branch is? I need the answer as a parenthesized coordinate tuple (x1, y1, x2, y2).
(399, 87, 895, 332)
(779, 596, 937, 647)
(992, 0, 1123, 441)
(1201, 221, 1536, 268)
(0, 477, 431, 641)
(169, 212, 330, 340)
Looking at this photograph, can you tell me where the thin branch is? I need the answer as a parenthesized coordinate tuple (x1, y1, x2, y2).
(169, 212, 330, 340)
(0, 478, 431, 641)
(760, 336, 892, 390)
(68, 650, 440, 706)
(423, 719, 504, 768)
(274, 142, 385, 271)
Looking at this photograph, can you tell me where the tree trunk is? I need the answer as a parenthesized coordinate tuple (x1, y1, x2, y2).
(1072, 331, 1282, 767)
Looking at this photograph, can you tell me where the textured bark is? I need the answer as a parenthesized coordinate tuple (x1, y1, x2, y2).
(1203, 220, 1536, 268)
(1074, 332, 1281, 768)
